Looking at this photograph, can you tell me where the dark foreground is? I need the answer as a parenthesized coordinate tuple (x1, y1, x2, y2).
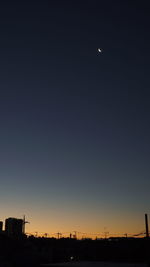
(41, 262, 148, 267)
(0, 234, 150, 267)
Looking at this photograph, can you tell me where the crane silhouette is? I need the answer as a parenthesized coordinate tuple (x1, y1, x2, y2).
(23, 215, 29, 234)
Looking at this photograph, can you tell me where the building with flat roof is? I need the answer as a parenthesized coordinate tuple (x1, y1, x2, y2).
(5, 217, 23, 238)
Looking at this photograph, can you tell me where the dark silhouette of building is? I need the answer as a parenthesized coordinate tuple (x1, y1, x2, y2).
(5, 217, 23, 238)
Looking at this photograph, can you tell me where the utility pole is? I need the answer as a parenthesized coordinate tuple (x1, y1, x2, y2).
(145, 213, 149, 238)
(103, 227, 109, 239)
(104, 231, 109, 239)
(57, 232, 62, 239)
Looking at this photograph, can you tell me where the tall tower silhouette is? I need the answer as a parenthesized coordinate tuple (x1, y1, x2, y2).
(145, 213, 149, 238)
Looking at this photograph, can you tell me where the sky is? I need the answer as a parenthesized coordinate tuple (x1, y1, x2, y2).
(0, 0, 150, 237)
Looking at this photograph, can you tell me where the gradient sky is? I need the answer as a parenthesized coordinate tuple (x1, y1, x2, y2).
(0, 0, 150, 237)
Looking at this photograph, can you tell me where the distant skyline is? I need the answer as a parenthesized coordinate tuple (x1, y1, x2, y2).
(0, 0, 150, 236)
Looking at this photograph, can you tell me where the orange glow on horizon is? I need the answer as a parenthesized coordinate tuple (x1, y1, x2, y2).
(0, 204, 147, 240)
